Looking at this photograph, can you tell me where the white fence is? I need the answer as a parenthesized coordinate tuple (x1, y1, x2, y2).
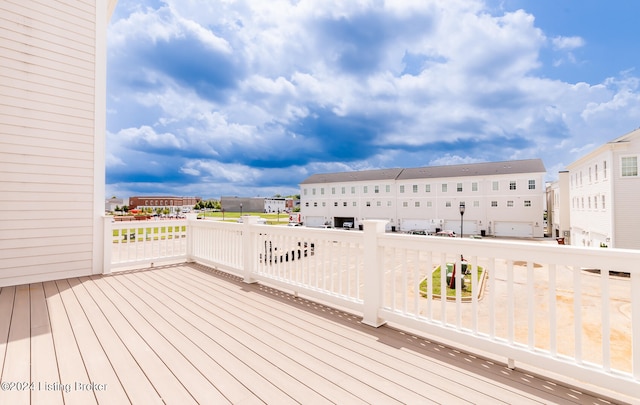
(105, 216, 639, 399)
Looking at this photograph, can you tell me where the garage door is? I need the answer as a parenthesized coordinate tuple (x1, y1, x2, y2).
(401, 219, 430, 232)
(494, 222, 533, 237)
(304, 216, 326, 227)
(444, 220, 478, 236)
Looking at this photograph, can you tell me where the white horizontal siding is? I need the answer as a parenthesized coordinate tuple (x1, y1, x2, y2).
(0, 0, 100, 286)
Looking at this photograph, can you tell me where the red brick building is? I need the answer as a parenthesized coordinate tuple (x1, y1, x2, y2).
(129, 196, 201, 212)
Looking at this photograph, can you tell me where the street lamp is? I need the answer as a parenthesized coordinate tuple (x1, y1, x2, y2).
(240, 203, 243, 217)
(459, 202, 465, 238)
(222, 208, 225, 221)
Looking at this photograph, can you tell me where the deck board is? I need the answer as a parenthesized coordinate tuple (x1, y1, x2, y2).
(42, 281, 97, 405)
(0, 263, 629, 404)
(30, 283, 64, 405)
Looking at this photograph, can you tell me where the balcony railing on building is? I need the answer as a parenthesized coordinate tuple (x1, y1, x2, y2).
(104, 216, 640, 399)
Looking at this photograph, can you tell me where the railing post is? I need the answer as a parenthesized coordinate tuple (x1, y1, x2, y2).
(242, 216, 259, 284)
(186, 214, 198, 262)
(103, 216, 112, 274)
(362, 220, 388, 327)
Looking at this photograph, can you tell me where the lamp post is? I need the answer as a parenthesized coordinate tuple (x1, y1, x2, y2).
(222, 208, 225, 221)
(459, 202, 465, 238)
(240, 203, 243, 217)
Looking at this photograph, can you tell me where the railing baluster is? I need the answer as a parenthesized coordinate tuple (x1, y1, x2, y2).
(549, 263, 557, 356)
(573, 265, 582, 364)
(601, 266, 610, 372)
(527, 261, 535, 348)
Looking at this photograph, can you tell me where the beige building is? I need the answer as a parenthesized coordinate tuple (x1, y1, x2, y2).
(0, 1, 118, 286)
(300, 159, 546, 237)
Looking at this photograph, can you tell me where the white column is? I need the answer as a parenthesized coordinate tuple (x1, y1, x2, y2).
(242, 216, 260, 284)
(362, 219, 388, 327)
(102, 216, 112, 274)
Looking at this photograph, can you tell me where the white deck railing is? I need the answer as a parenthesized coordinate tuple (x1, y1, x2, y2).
(104, 216, 639, 399)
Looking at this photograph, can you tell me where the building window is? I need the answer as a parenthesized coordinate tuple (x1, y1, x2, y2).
(387, 201, 392, 207)
(313, 202, 317, 207)
(351, 186, 355, 194)
(341, 187, 346, 194)
(594, 196, 598, 209)
(386, 185, 390, 193)
(334, 202, 338, 207)
(413, 185, 418, 193)
(442, 184, 448, 192)
(524, 200, 531, 207)
(491, 201, 498, 207)
(472, 182, 478, 191)
(426, 201, 432, 207)
(603, 161, 607, 178)
(595, 165, 598, 181)
(331, 187, 335, 194)
(473, 200, 479, 207)
(621, 156, 638, 177)
(507, 201, 514, 207)
(363, 186, 368, 193)
(400, 185, 405, 193)
(414, 201, 420, 207)
(445, 201, 451, 207)
(492, 181, 499, 191)
(305, 202, 309, 207)
(457, 183, 462, 192)
(343, 202, 347, 207)
(528, 180, 535, 190)
(509, 181, 516, 190)
(374, 185, 379, 194)
(366, 201, 371, 207)
(320, 188, 324, 195)
(602, 195, 605, 209)
(322, 202, 326, 207)
(312, 188, 316, 195)
(353, 202, 357, 207)
(425, 184, 431, 192)
(403, 202, 408, 207)
(376, 201, 381, 207)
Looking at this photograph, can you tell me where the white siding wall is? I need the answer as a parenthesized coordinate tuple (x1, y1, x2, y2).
(0, 1, 109, 286)
(569, 152, 615, 247)
(612, 139, 640, 249)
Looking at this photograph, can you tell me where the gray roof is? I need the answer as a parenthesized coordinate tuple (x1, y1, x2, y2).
(300, 168, 404, 184)
(300, 159, 545, 185)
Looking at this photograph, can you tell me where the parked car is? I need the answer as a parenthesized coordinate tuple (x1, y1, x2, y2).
(288, 222, 303, 227)
(343, 222, 354, 229)
(408, 229, 427, 235)
(434, 230, 456, 237)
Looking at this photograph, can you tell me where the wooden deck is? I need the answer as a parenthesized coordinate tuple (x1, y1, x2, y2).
(0, 263, 627, 404)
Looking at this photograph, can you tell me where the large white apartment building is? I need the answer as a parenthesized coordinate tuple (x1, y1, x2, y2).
(300, 159, 546, 237)
(564, 128, 640, 249)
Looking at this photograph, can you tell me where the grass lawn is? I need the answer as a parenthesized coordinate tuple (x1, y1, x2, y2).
(199, 211, 292, 225)
(420, 264, 485, 300)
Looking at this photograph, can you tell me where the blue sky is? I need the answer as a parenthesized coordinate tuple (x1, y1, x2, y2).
(106, 0, 640, 199)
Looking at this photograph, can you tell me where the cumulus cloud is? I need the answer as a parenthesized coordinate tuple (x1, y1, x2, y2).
(106, 0, 640, 198)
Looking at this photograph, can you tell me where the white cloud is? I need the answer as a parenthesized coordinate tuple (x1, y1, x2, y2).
(552, 36, 585, 51)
